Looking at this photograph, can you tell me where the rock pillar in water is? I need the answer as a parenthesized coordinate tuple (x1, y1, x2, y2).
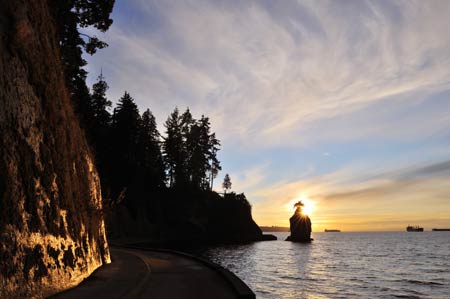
(286, 205, 312, 242)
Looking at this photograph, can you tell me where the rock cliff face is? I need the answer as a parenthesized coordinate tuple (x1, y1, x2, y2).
(0, 1, 110, 298)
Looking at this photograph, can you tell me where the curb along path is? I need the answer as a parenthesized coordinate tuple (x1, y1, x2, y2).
(49, 246, 255, 299)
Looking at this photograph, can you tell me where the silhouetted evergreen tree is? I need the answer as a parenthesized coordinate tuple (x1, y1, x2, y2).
(110, 92, 141, 194)
(180, 108, 194, 136)
(186, 116, 221, 190)
(186, 121, 205, 188)
(209, 132, 221, 190)
(179, 108, 194, 184)
(137, 109, 166, 190)
(201, 117, 221, 190)
(163, 108, 187, 187)
(163, 108, 221, 190)
(90, 73, 112, 189)
(223, 174, 232, 194)
(50, 0, 115, 131)
(91, 73, 112, 129)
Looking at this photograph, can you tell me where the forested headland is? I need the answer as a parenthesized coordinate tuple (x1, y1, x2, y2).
(54, 0, 264, 245)
(0, 1, 264, 297)
(79, 80, 264, 244)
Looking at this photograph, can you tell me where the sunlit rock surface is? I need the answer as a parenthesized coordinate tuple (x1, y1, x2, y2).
(0, 1, 110, 298)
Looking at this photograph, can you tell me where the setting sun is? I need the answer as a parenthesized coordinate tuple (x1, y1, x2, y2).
(287, 195, 315, 216)
(301, 199, 314, 216)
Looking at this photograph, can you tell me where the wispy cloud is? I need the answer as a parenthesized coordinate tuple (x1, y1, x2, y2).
(87, 0, 450, 148)
(84, 1, 450, 230)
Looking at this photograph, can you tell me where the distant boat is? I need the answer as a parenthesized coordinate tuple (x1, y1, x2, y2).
(432, 228, 450, 231)
(406, 225, 424, 232)
(324, 229, 341, 232)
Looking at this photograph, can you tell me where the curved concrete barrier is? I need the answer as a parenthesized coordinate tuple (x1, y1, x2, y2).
(115, 244, 255, 299)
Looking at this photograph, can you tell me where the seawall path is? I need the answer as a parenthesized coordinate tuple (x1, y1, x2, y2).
(49, 246, 254, 299)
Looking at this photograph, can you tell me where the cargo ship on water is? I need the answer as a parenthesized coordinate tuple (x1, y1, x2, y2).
(432, 228, 450, 231)
(406, 225, 423, 232)
(324, 229, 341, 232)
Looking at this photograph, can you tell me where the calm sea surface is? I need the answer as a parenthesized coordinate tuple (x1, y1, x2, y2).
(201, 232, 450, 299)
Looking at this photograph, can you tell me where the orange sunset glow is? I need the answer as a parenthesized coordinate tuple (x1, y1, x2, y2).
(85, 0, 450, 233)
(4, 1, 450, 299)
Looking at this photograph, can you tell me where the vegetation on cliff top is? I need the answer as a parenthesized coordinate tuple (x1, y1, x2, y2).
(49, 0, 260, 243)
(83, 87, 260, 243)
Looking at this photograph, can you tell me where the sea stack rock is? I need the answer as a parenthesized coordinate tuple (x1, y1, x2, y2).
(286, 201, 312, 242)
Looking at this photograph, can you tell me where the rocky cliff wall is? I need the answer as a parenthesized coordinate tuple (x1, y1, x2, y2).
(0, 1, 110, 298)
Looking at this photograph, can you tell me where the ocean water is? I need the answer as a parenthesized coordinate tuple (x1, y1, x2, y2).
(201, 232, 450, 299)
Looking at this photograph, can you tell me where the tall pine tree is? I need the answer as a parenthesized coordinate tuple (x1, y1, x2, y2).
(137, 109, 166, 190)
(110, 92, 141, 194)
(185, 115, 220, 189)
(50, 0, 115, 132)
(163, 108, 186, 187)
(91, 72, 111, 130)
(90, 73, 112, 190)
(186, 121, 205, 188)
(223, 174, 232, 194)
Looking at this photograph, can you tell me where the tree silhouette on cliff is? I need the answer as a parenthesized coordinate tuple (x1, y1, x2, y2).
(163, 108, 186, 187)
(50, 0, 115, 132)
(36, 0, 260, 247)
(110, 92, 141, 194)
(223, 174, 232, 194)
(137, 109, 166, 190)
(162, 108, 221, 190)
(89, 73, 112, 188)
(186, 115, 221, 190)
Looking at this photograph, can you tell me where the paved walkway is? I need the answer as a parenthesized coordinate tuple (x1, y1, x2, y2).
(49, 247, 241, 299)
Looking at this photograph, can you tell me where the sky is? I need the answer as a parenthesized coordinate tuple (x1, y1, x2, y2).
(84, 0, 450, 231)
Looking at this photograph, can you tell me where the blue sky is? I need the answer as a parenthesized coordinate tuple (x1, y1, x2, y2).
(84, 0, 450, 231)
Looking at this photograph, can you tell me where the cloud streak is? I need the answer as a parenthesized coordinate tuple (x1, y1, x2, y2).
(87, 0, 450, 148)
(84, 1, 450, 230)
(252, 159, 450, 230)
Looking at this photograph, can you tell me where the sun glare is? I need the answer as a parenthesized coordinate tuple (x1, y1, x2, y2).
(287, 195, 315, 216)
(301, 199, 314, 216)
